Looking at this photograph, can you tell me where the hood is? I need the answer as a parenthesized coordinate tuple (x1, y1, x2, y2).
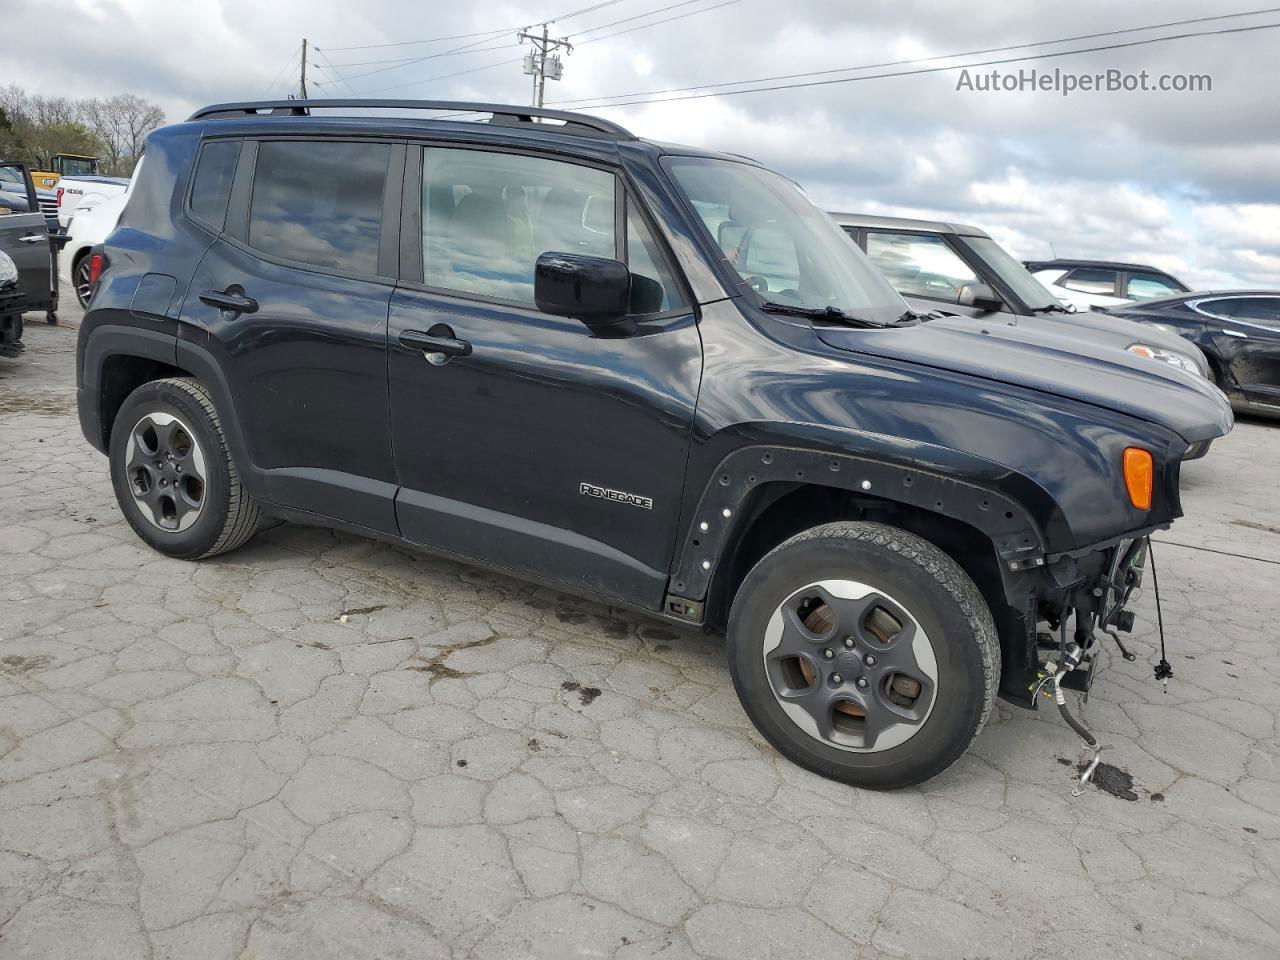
(910, 299, 1210, 377)
(1059, 309, 1210, 374)
(816, 316, 1233, 445)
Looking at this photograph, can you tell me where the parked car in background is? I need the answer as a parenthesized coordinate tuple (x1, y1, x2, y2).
(832, 214, 1210, 383)
(1, 248, 23, 357)
(0, 160, 59, 323)
(1105, 292, 1280, 419)
(56, 175, 129, 229)
(1024, 258, 1189, 312)
(77, 99, 1234, 790)
(61, 190, 128, 307)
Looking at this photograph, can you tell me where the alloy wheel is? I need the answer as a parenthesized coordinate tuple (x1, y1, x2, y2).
(74, 257, 93, 308)
(762, 580, 938, 752)
(123, 411, 208, 532)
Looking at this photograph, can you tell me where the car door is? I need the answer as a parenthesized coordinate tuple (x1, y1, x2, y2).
(0, 162, 52, 307)
(1198, 296, 1280, 406)
(387, 143, 702, 608)
(178, 137, 404, 534)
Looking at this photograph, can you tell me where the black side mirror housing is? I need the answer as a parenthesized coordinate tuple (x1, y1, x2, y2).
(535, 252, 634, 334)
(957, 282, 1003, 313)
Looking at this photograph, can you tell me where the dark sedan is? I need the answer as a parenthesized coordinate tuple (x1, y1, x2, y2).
(1104, 292, 1280, 418)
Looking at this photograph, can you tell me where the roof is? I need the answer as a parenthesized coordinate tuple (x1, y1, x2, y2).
(827, 212, 992, 238)
(1022, 258, 1176, 275)
(180, 98, 752, 166)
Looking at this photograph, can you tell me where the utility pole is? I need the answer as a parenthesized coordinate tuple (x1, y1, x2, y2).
(519, 24, 571, 108)
(300, 38, 308, 99)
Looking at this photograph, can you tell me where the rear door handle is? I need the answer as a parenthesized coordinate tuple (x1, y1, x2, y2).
(18, 234, 45, 244)
(199, 289, 258, 314)
(399, 328, 472, 360)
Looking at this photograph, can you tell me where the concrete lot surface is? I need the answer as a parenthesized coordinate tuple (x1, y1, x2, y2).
(1, 313, 1278, 959)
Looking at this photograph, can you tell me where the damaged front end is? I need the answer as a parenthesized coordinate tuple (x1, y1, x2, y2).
(1011, 536, 1170, 794)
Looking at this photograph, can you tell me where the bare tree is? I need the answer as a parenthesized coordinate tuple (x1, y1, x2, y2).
(0, 85, 103, 168)
(78, 94, 165, 176)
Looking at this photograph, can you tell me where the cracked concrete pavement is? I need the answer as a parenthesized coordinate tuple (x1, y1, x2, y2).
(1, 313, 1278, 959)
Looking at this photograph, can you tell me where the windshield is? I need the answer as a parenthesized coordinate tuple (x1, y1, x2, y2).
(664, 157, 908, 323)
(963, 236, 1061, 311)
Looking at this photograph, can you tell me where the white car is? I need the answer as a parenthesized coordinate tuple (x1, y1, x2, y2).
(61, 190, 128, 308)
(1024, 258, 1190, 312)
(56, 175, 129, 229)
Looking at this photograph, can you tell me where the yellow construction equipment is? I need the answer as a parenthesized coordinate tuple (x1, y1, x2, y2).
(31, 154, 100, 190)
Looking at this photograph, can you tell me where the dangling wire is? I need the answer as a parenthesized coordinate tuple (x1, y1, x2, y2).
(1149, 540, 1173, 687)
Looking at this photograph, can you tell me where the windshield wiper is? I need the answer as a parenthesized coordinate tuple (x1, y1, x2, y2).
(1032, 303, 1072, 314)
(760, 301, 882, 328)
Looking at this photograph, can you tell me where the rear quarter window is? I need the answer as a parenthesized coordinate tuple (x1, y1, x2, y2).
(188, 141, 240, 231)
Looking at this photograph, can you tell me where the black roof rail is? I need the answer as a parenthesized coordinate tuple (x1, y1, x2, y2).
(186, 99, 635, 140)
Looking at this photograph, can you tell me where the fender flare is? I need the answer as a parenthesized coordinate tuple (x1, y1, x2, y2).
(79, 324, 177, 453)
(669, 443, 1051, 603)
(79, 325, 258, 500)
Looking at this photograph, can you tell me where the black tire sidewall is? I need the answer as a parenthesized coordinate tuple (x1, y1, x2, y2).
(109, 381, 231, 560)
(728, 530, 989, 789)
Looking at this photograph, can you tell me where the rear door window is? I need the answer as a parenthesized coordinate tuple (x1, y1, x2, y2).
(1062, 268, 1118, 295)
(248, 140, 390, 276)
(865, 231, 980, 304)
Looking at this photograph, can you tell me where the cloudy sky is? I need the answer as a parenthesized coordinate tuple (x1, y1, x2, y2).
(11, 0, 1280, 287)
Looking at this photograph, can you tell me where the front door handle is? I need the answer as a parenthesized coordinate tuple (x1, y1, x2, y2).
(18, 233, 45, 244)
(199, 288, 258, 314)
(399, 328, 472, 361)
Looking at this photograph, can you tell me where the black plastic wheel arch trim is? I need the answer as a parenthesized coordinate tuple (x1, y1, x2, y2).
(670, 445, 1047, 602)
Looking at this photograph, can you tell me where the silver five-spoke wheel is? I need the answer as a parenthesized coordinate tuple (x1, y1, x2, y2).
(124, 411, 207, 532)
(763, 580, 938, 752)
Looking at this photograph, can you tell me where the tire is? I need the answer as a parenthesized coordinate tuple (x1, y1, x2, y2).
(72, 252, 93, 309)
(109, 377, 262, 560)
(727, 521, 999, 789)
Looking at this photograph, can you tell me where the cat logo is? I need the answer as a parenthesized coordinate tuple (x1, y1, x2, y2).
(579, 482, 653, 510)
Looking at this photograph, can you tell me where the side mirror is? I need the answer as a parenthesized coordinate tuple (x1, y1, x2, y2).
(957, 282, 1003, 313)
(535, 252, 634, 334)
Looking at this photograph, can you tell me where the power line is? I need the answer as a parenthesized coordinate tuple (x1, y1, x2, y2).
(263, 46, 301, 99)
(312, 49, 361, 98)
(322, 0, 630, 52)
(347, 56, 525, 97)
(566, 0, 724, 38)
(574, 0, 740, 46)
(559, 18, 1280, 109)
(555, 5, 1280, 106)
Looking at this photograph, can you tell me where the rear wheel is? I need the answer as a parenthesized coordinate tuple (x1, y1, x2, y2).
(73, 253, 93, 309)
(109, 377, 262, 559)
(727, 521, 999, 789)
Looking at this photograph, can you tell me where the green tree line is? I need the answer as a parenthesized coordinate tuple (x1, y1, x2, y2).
(0, 85, 165, 177)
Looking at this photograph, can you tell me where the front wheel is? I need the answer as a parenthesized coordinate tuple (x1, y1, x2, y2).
(109, 377, 262, 560)
(727, 521, 999, 789)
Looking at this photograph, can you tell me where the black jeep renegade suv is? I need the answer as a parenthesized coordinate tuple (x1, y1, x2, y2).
(76, 100, 1232, 789)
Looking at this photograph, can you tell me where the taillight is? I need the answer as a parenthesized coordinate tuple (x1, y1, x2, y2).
(89, 253, 105, 284)
(56, 187, 64, 207)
